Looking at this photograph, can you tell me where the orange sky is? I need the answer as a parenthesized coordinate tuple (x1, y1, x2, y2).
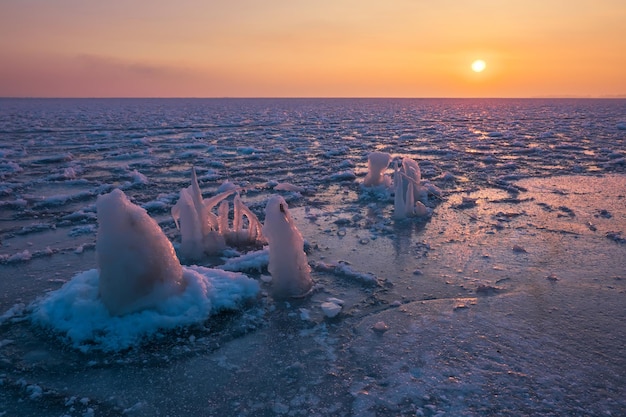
(1, 0, 625, 98)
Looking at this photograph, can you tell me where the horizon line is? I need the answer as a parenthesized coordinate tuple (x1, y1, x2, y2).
(2, 95, 626, 100)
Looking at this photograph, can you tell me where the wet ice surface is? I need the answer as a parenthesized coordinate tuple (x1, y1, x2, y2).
(1, 98, 626, 416)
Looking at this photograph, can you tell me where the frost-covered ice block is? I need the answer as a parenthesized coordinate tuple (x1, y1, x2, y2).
(262, 195, 313, 298)
(363, 152, 392, 187)
(96, 189, 185, 316)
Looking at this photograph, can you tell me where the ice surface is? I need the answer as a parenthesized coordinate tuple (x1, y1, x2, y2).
(96, 189, 184, 316)
(274, 182, 306, 193)
(1, 98, 625, 416)
(262, 195, 313, 298)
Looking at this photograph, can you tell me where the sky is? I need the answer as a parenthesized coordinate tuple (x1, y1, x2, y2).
(1, 0, 625, 98)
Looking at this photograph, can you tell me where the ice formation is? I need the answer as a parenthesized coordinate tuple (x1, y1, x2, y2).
(363, 152, 392, 187)
(96, 189, 185, 316)
(222, 193, 264, 246)
(393, 157, 430, 219)
(171, 168, 263, 260)
(30, 186, 260, 349)
(262, 195, 313, 298)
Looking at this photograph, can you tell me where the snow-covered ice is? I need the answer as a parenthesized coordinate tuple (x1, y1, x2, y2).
(31, 265, 259, 352)
(1, 98, 625, 416)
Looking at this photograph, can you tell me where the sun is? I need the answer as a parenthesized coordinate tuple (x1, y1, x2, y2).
(471, 59, 487, 73)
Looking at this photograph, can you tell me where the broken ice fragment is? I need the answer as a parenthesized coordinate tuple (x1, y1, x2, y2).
(512, 245, 527, 253)
(372, 321, 389, 333)
(321, 301, 342, 318)
(546, 273, 559, 281)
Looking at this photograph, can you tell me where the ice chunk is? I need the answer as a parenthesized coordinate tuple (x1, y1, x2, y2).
(172, 187, 211, 260)
(217, 180, 238, 193)
(129, 169, 148, 185)
(393, 157, 430, 219)
(96, 189, 184, 316)
(363, 152, 392, 187)
(372, 321, 389, 333)
(321, 301, 342, 318)
(262, 195, 313, 298)
(311, 261, 378, 285)
(274, 182, 306, 193)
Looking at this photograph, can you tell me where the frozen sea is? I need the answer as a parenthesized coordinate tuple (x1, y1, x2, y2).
(1, 98, 626, 416)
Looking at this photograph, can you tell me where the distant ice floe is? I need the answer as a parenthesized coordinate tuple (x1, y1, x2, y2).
(327, 170, 357, 182)
(273, 182, 306, 193)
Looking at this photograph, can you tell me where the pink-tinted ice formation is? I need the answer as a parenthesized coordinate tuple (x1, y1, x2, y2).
(262, 195, 313, 298)
(363, 152, 392, 187)
(172, 168, 263, 260)
(393, 157, 430, 219)
(96, 189, 185, 316)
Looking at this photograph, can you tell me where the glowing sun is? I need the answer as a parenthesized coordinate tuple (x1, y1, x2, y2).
(471, 59, 487, 72)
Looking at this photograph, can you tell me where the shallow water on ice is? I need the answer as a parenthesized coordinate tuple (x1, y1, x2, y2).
(1, 99, 626, 416)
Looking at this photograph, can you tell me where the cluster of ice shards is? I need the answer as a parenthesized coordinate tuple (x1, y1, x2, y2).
(362, 152, 439, 219)
(171, 168, 264, 261)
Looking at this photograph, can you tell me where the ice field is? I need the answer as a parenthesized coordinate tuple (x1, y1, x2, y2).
(1, 98, 625, 416)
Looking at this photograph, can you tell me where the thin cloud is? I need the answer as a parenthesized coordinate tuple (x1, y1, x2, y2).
(74, 54, 189, 79)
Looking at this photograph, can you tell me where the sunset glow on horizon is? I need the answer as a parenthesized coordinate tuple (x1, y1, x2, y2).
(1, 0, 625, 98)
